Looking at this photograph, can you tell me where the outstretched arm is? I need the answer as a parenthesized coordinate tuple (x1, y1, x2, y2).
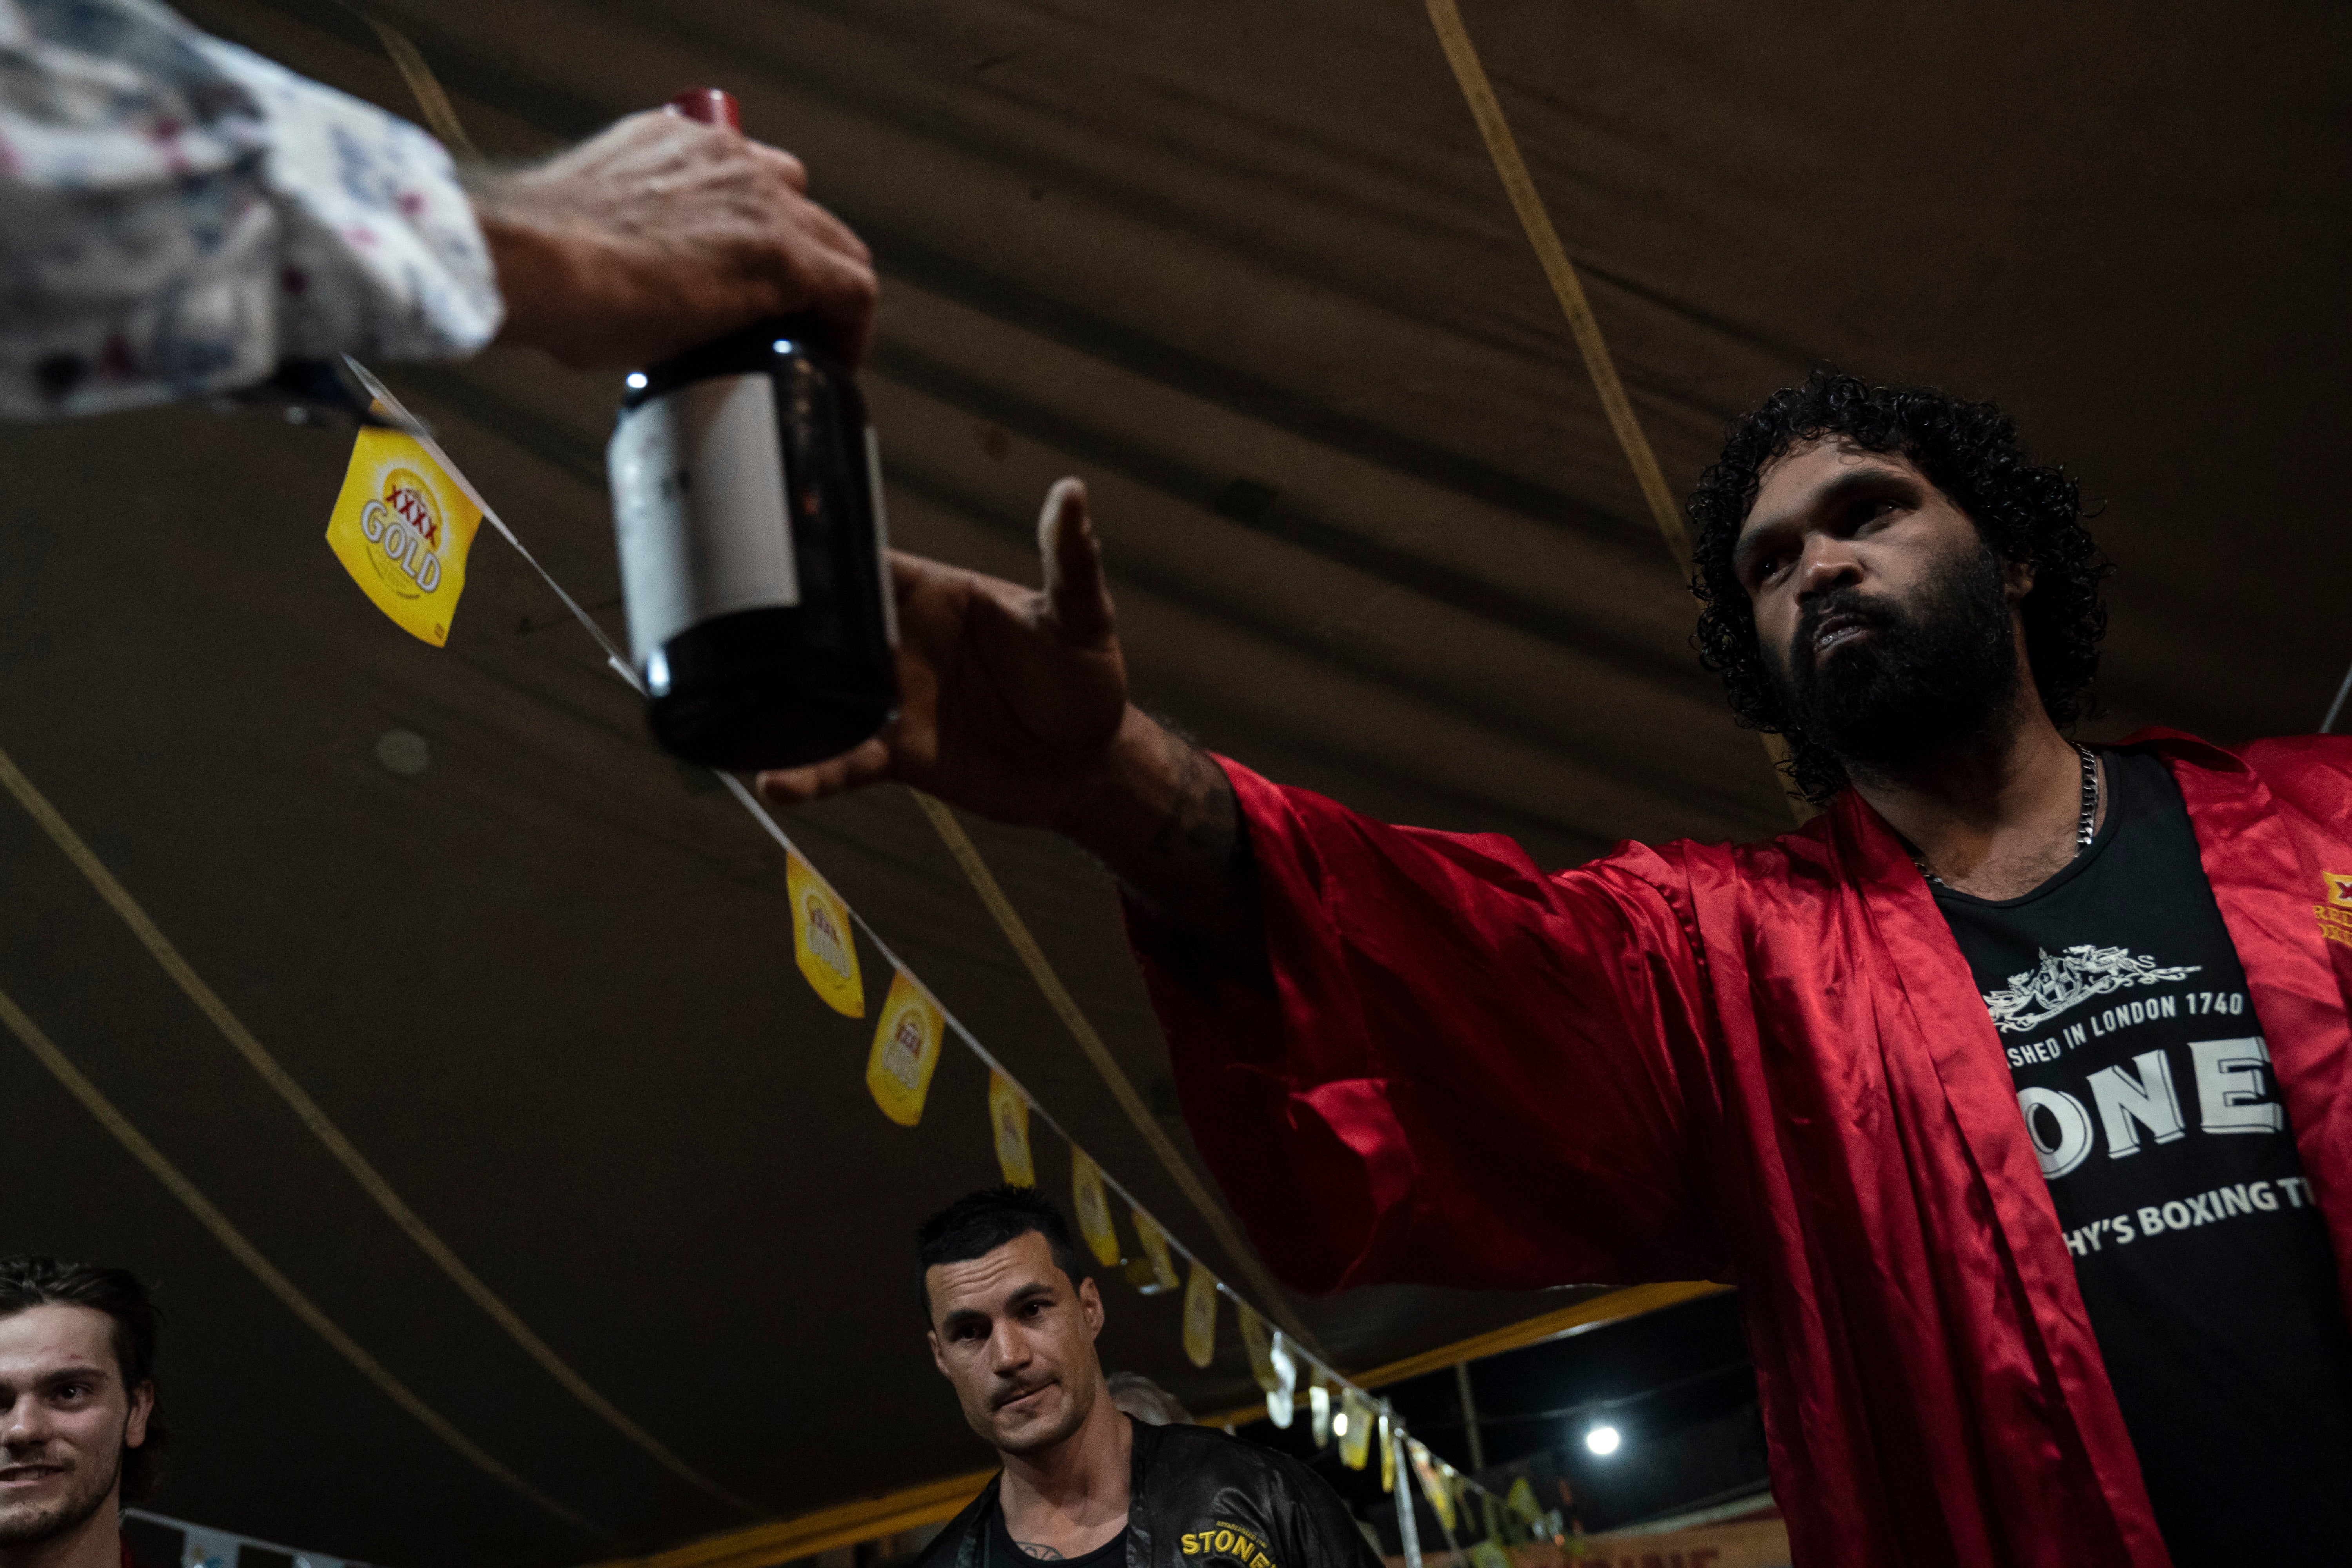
(764, 480, 1719, 1291)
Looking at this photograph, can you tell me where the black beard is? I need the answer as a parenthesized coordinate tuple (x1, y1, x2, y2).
(1769, 539, 2020, 774)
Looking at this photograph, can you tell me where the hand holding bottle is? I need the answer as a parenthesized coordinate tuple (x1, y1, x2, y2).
(471, 109, 877, 371)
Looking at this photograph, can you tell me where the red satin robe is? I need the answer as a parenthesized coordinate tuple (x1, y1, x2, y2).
(1131, 730, 2352, 1568)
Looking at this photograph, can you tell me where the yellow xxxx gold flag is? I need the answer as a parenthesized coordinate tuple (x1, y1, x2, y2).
(1071, 1148, 1121, 1266)
(1309, 1379, 1332, 1447)
(1411, 1442, 1457, 1532)
(1128, 1206, 1178, 1292)
(788, 851, 863, 1016)
(1339, 1388, 1374, 1469)
(866, 969, 942, 1125)
(1240, 1304, 1296, 1429)
(1181, 1259, 1218, 1368)
(1240, 1302, 1278, 1394)
(1267, 1328, 1297, 1430)
(989, 1071, 1035, 1186)
(325, 424, 482, 646)
(1379, 1413, 1395, 1492)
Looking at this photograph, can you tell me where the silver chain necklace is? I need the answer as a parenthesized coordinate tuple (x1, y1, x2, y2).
(1913, 744, 2099, 888)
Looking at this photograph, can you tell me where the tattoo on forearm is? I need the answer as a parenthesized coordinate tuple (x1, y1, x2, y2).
(1104, 715, 1265, 976)
(1145, 733, 1237, 868)
(1013, 1544, 1065, 1561)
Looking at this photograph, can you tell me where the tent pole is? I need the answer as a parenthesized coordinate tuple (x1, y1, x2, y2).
(1454, 1361, 1486, 1472)
(1394, 1417, 1425, 1568)
(2321, 655, 2352, 733)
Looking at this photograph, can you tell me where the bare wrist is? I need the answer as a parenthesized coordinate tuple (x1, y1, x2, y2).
(468, 186, 590, 362)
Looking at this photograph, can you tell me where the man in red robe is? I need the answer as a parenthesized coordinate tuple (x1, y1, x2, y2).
(760, 372, 2352, 1566)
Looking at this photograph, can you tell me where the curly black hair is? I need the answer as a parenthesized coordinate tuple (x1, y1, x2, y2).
(1686, 370, 2111, 805)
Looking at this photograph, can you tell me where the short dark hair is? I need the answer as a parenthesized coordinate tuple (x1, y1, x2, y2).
(1686, 369, 2112, 804)
(916, 1186, 1091, 1323)
(0, 1258, 168, 1502)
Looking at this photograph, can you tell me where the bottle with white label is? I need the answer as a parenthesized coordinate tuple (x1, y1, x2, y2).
(604, 92, 897, 770)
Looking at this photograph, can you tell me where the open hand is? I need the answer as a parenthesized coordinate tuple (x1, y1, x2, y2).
(757, 480, 1131, 827)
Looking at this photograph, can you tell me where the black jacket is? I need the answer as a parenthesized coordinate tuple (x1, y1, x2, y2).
(918, 1419, 1383, 1568)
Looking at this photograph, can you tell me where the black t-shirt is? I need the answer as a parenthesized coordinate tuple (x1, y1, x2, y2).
(1933, 748, 2352, 1558)
(986, 1499, 1130, 1568)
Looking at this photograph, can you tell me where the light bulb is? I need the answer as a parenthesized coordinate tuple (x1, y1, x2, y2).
(1585, 1424, 1621, 1456)
(1332, 1413, 1349, 1437)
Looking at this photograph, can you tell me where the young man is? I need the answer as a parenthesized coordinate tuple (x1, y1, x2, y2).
(914, 1188, 1377, 1568)
(765, 374, 2352, 1566)
(0, 1259, 163, 1568)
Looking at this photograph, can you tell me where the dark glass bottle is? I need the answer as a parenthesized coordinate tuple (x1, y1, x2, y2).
(604, 93, 897, 770)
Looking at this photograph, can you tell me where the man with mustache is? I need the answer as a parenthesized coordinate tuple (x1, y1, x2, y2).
(767, 372, 2352, 1567)
(0, 1259, 162, 1568)
(914, 1187, 1379, 1568)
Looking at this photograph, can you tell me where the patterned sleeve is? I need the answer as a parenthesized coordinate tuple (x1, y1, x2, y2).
(0, 0, 501, 419)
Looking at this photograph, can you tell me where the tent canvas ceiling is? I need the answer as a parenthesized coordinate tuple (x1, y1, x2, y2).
(2, 1, 2344, 1564)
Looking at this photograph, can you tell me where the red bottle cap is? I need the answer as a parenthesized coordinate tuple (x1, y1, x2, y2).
(665, 88, 740, 131)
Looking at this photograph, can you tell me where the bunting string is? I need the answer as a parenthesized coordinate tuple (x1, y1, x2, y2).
(2321, 653, 2352, 734)
(329, 363, 1542, 1539)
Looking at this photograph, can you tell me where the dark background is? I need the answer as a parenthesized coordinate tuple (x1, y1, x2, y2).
(1, 2, 2343, 1564)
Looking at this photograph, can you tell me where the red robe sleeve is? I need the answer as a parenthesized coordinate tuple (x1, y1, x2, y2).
(1129, 757, 1726, 1294)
